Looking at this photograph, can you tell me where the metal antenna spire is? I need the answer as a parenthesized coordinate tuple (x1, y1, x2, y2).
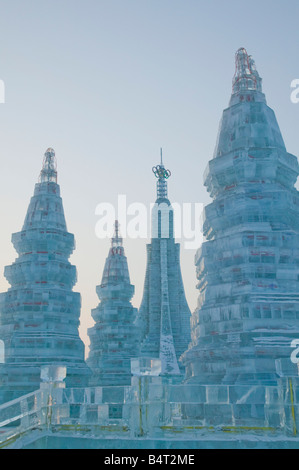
(160, 147, 163, 166)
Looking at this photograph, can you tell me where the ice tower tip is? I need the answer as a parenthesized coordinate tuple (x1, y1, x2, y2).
(111, 220, 124, 255)
(152, 150, 171, 200)
(113, 220, 121, 242)
(39, 147, 57, 183)
(232, 47, 262, 95)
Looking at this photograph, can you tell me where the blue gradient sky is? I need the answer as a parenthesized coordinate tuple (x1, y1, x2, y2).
(0, 0, 298, 353)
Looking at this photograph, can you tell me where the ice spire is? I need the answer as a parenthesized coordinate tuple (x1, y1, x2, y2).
(87, 220, 138, 386)
(0, 148, 90, 401)
(137, 152, 191, 377)
(152, 148, 171, 200)
(214, 48, 285, 158)
(101, 220, 130, 287)
(232, 47, 262, 95)
(182, 48, 299, 385)
(22, 148, 67, 232)
(39, 147, 57, 183)
(110, 220, 123, 254)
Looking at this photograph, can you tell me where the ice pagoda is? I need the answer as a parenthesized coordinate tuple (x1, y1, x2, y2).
(87, 221, 139, 386)
(137, 153, 191, 377)
(182, 48, 299, 385)
(0, 148, 90, 402)
(1, 51, 299, 448)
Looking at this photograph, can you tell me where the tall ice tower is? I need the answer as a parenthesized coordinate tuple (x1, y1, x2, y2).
(0, 149, 90, 402)
(137, 151, 191, 376)
(87, 221, 139, 386)
(182, 48, 299, 385)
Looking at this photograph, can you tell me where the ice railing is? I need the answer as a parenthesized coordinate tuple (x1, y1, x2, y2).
(0, 365, 66, 447)
(1, 380, 297, 444)
(1, 362, 299, 446)
(0, 389, 48, 446)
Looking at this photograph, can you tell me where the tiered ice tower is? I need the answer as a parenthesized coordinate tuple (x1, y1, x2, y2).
(182, 48, 299, 385)
(137, 152, 191, 377)
(87, 221, 139, 386)
(0, 148, 90, 401)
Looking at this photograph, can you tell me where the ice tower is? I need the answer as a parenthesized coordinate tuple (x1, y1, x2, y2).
(87, 221, 139, 386)
(2, 53, 299, 448)
(137, 152, 191, 376)
(0, 148, 90, 402)
(182, 48, 299, 385)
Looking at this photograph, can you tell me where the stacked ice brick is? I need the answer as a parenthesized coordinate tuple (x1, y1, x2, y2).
(0, 149, 90, 402)
(137, 159, 191, 376)
(182, 49, 299, 385)
(87, 221, 139, 386)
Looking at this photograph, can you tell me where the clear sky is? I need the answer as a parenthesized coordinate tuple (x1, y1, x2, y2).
(0, 0, 299, 355)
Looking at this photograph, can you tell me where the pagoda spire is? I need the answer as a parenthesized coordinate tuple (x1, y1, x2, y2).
(87, 221, 138, 386)
(232, 47, 262, 95)
(152, 149, 171, 200)
(182, 48, 299, 385)
(101, 221, 130, 287)
(111, 220, 123, 253)
(39, 147, 57, 183)
(229, 47, 265, 109)
(137, 152, 191, 378)
(0, 148, 90, 402)
(213, 48, 285, 159)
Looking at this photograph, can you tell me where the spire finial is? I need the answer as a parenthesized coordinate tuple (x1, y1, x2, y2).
(115, 219, 119, 239)
(232, 47, 262, 95)
(111, 220, 123, 251)
(160, 147, 163, 166)
(152, 150, 171, 199)
(39, 148, 57, 183)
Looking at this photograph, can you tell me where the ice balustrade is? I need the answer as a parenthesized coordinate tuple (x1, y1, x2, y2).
(1, 363, 299, 447)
